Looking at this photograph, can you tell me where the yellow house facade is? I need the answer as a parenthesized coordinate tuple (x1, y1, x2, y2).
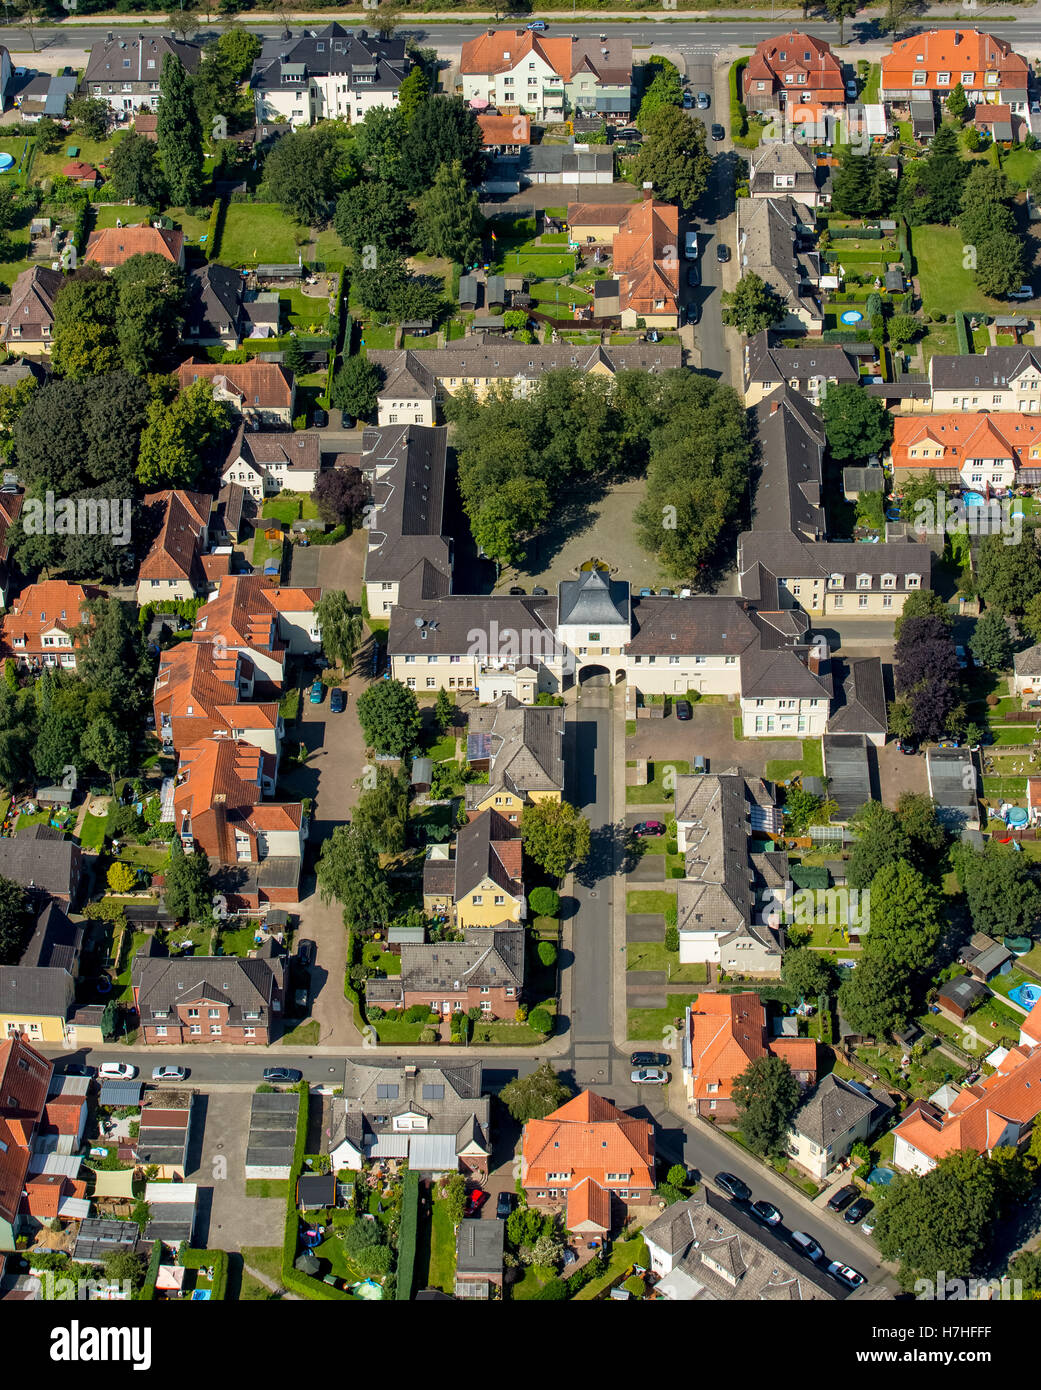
(0, 967, 75, 1046)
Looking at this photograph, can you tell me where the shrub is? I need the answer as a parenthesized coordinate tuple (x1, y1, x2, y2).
(139, 1238, 163, 1301)
(537, 941, 557, 968)
(404, 1004, 429, 1023)
(665, 838, 678, 856)
(514, 1004, 528, 1023)
(528, 886, 560, 917)
(419, 1027, 437, 1043)
(533, 1276, 568, 1300)
(528, 1007, 552, 1035)
(106, 863, 137, 894)
(624, 1274, 645, 1297)
(665, 926, 680, 953)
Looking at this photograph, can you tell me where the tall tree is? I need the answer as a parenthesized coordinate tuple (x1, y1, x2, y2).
(953, 841, 1041, 939)
(414, 161, 484, 266)
(733, 1055, 800, 1158)
(314, 590, 363, 671)
(80, 716, 131, 795)
(837, 953, 913, 1036)
(969, 608, 1012, 671)
(874, 1149, 999, 1291)
(334, 180, 414, 255)
(399, 95, 484, 193)
(396, 64, 429, 126)
(356, 679, 421, 758)
(863, 860, 942, 979)
(499, 1060, 574, 1123)
(520, 799, 591, 879)
(720, 272, 786, 336)
(107, 132, 167, 206)
(111, 253, 185, 375)
(633, 105, 712, 209)
(163, 836, 213, 923)
(316, 823, 393, 926)
(0, 876, 29, 965)
(635, 54, 683, 131)
(330, 355, 381, 421)
(820, 384, 892, 460)
(136, 379, 233, 488)
(975, 533, 1041, 616)
(51, 275, 119, 380)
(156, 53, 204, 208)
(847, 801, 912, 890)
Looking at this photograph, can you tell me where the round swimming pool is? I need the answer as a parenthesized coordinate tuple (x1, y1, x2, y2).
(1006, 807, 1029, 828)
(0, 154, 14, 172)
(1010, 982, 1041, 1010)
(963, 491, 986, 507)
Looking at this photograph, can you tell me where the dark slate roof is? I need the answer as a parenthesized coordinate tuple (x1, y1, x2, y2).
(338, 1062, 490, 1149)
(937, 975, 990, 1011)
(368, 340, 682, 393)
(251, 24, 410, 93)
(455, 1216, 504, 1275)
(558, 566, 630, 627)
(361, 424, 451, 586)
(842, 466, 884, 495)
(0, 824, 78, 895)
(19, 900, 81, 972)
(464, 695, 564, 802)
(131, 953, 283, 1028)
(791, 1073, 878, 1147)
(828, 657, 887, 738)
(821, 734, 872, 820)
(454, 809, 520, 900)
(389, 592, 558, 657)
(246, 1089, 300, 1169)
(745, 330, 858, 390)
(399, 926, 524, 995)
(929, 345, 1041, 391)
(0, 965, 71, 1018)
(627, 596, 759, 658)
(82, 33, 201, 83)
(187, 262, 245, 338)
(73, 1218, 142, 1264)
(752, 387, 827, 542)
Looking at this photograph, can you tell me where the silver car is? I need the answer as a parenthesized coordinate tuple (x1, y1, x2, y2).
(151, 1065, 188, 1081)
(631, 1067, 669, 1084)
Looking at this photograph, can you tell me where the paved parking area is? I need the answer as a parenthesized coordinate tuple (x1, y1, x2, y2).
(627, 913, 666, 942)
(628, 702, 801, 779)
(185, 1090, 286, 1253)
(876, 741, 929, 804)
(626, 973, 667, 1009)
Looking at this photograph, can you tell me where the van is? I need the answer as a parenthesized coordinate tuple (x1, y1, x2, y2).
(684, 230, 699, 260)
(789, 1230, 824, 1262)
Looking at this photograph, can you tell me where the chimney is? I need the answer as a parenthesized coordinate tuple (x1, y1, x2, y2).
(642, 181, 654, 199)
(404, 1064, 418, 1077)
(807, 650, 822, 675)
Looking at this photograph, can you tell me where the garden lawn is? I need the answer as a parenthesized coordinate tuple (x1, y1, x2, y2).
(220, 203, 303, 267)
(314, 227, 352, 268)
(117, 843, 169, 871)
(495, 251, 575, 277)
(627, 941, 707, 983)
(261, 492, 319, 525)
(280, 288, 332, 335)
(1001, 145, 1040, 190)
(372, 1017, 427, 1043)
(527, 282, 593, 308)
(215, 923, 260, 957)
(627, 993, 700, 1040)
(79, 811, 108, 850)
(572, 1236, 646, 1301)
(90, 203, 151, 229)
(765, 739, 824, 783)
(915, 224, 1002, 316)
(426, 1197, 457, 1295)
(280, 1019, 320, 1046)
(245, 1180, 288, 1198)
(359, 322, 397, 350)
(33, 129, 129, 185)
(625, 759, 690, 803)
(251, 533, 284, 571)
(626, 890, 676, 915)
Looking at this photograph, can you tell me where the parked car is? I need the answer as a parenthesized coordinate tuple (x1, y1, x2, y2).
(685, 301, 701, 325)
(684, 229, 699, 260)
(749, 1200, 783, 1227)
(826, 1184, 859, 1213)
(297, 938, 316, 967)
(954, 645, 970, 670)
(496, 1191, 513, 1220)
(1010, 285, 1035, 300)
(526, 18, 547, 29)
(844, 1196, 873, 1225)
(151, 1065, 188, 1082)
(828, 1260, 866, 1289)
(711, 123, 725, 141)
(631, 1067, 669, 1084)
(846, 77, 858, 99)
(309, 680, 324, 704)
(682, 90, 693, 108)
(692, 754, 707, 773)
(686, 263, 701, 288)
(675, 699, 693, 721)
(532, 586, 549, 596)
(789, 1230, 824, 1261)
(465, 1188, 489, 1216)
(508, 586, 526, 595)
(312, 408, 328, 428)
(659, 588, 674, 597)
(714, 1172, 752, 1202)
(716, 243, 730, 263)
(263, 1067, 302, 1083)
(696, 91, 711, 109)
(861, 1215, 877, 1236)
(632, 820, 667, 837)
(98, 1062, 137, 1080)
(639, 586, 654, 596)
(329, 687, 346, 713)
(896, 738, 917, 755)
(630, 1051, 670, 1068)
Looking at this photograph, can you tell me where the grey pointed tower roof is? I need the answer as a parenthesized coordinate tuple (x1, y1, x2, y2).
(558, 567, 630, 626)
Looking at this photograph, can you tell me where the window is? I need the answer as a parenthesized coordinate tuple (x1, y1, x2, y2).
(858, 595, 869, 608)
(961, 72, 976, 84)
(155, 1025, 167, 1037)
(912, 71, 928, 85)
(210, 1024, 222, 1035)
(208, 1008, 220, 1018)
(936, 72, 950, 84)
(190, 1024, 202, 1035)
(187, 1008, 199, 1018)
(472, 894, 483, 905)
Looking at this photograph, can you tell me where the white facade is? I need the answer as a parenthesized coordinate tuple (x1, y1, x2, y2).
(462, 47, 565, 119)
(740, 693, 830, 737)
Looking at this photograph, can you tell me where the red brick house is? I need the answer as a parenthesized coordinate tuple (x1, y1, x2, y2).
(0, 1035, 52, 1251)
(521, 1090, 655, 1233)
(743, 30, 845, 115)
(131, 940, 286, 1045)
(365, 924, 524, 1020)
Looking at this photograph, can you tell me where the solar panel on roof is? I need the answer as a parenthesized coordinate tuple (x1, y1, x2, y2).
(467, 733, 491, 760)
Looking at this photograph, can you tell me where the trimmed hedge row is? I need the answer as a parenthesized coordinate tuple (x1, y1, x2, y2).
(278, 1081, 354, 1301)
(396, 1168, 420, 1301)
(955, 310, 971, 355)
(828, 225, 883, 240)
(178, 1245, 229, 1301)
(139, 1238, 162, 1301)
(206, 197, 227, 261)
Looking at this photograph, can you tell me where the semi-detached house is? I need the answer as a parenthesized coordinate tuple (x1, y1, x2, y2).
(888, 413, 1041, 493)
(743, 30, 846, 115)
(460, 29, 632, 121)
(880, 28, 1029, 113)
(80, 33, 200, 115)
(250, 24, 411, 127)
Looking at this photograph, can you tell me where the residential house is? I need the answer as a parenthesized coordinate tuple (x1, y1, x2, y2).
(644, 1188, 835, 1300)
(460, 29, 632, 121)
(827, 657, 888, 747)
(193, 574, 322, 685)
(520, 1090, 655, 1227)
(556, 566, 631, 681)
(40, 1072, 89, 1151)
(892, 1043, 1041, 1174)
(361, 424, 452, 616)
(889, 412, 1041, 492)
(135, 490, 216, 605)
(566, 201, 634, 243)
(0, 826, 82, 907)
(368, 339, 680, 428)
(330, 1061, 491, 1177)
(365, 924, 524, 1020)
(1, 580, 99, 671)
(0, 266, 63, 351)
(81, 33, 200, 114)
(927, 345, 1041, 414)
(611, 193, 680, 329)
(743, 31, 846, 116)
(672, 773, 788, 976)
(213, 482, 255, 545)
(682, 993, 817, 1118)
(464, 695, 564, 821)
(880, 29, 1029, 113)
(422, 808, 524, 929)
(185, 263, 279, 348)
(787, 1073, 888, 1182)
(737, 198, 823, 335)
(743, 329, 857, 406)
(477, 112, 530, 154)
(250, 24, 412, 127)
(1013, 643, 1041, 697)
(0, 967, 76, 1046)
(220, 425, 321, 501)
(0, 1034, 52, 1250)
(926, 745, 980, 833)
(171, 738, 305, 902)
(748, 142, 829, 207)
(19, 901, 82, 977)
(84, 224, 185, 272)
(132, 948, 286, 1045)
(176, 360, 295, 427)
(0, 487, 22, 612)
(152, 639, 282, 760)
(455, 1218, 504, 1300)
(1019, 999, 1041, 1048)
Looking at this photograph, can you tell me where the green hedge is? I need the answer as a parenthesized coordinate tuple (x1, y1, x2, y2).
(177, 1245, 229, 1301)
(396, 1168, 420, 1301)
(309, 523, 347, 546)
(205, 197, 226, 261)
(955, 310, 971, 355)
(139, 1238, 162, 1301)
(729, 59, 750, 144)
(789, 864, 829, 891)
(829, 226, 883, 240)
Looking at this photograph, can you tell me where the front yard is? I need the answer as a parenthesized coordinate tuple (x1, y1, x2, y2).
(627, 941, 707, 984)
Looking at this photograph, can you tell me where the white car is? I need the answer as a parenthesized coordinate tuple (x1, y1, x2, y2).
(631, 1067, 669, 1084)
(98, 1062, 137, 1080)
(828, 1260, 866, 1290)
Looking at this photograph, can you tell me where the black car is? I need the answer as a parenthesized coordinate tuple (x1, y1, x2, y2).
(263, 1067, 302, 1083)
(826, 1184, 859, 1213)
(844, 1196, 874, 1225)
(716, 243, 730, 263)
(685, 301, 701, 326)
(62, 1063, 94, 1078)
(749, 1200, 783, 1227)
(532, 586, 549, 595)
(312, 408, 328, 428)
(896, 739, 917, 755)
(714, 1171, 752, 1202)
(675, 699, 693, 721)
(711, 123, 725, 141)
(508, 586, 526, 595)
(496, 1191, 513, 1220)
(297, 939, 316, 967)
(630, 1051, 669, 1068)
(686, 264, 701, 289)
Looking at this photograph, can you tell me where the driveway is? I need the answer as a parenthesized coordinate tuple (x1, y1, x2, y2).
(627, 702, 801, 780)
(184, 1090, 286, 1253)
(876, 741, 929, 805)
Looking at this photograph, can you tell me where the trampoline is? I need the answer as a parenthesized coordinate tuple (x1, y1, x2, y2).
(0, 154, 14, 173)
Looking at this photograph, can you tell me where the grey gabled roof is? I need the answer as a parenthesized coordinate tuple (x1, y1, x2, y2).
(0, 965, 72, 1019)
(828, 657, 887, 738)
(251, 24, 410, 93)
(339, 1062, 490, 1152)
(0, 824, 79, 895)
(19, 900, 81, 972)
(82, 33, 201, 83)
(746, 330, 858, 390)
(188, 262, 244, 335)
(558, 566, 629, 627)
(822, 734, 872, 820)
(790, 1073, 877, 1148)
(453, 809, 521, 900)
(399, 925, 524, 995)
(929, 345, 1041, 391)
(369, 339, 682, 394)
(361, 424, 451, 586)
(464, 695, 564, 802)
(752, 387, 827, 541)
(131, 953, 281, 1026)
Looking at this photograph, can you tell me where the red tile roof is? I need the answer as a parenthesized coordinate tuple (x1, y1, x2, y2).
(153, 640, 277, 754)
(612, 198, 680, 319)
(0, 1036, 52, 1224)
(1, 581, 98, 661)
(891, 412, 1041, 475)
(894, 1044, 1041, 1164)
(744, 30, 845, 105)
(566, 1176, 612, 1232)
(174, 737, 302, 864)
(523, 1089, 655, 1192)
(461, 28, 573, 77)
(177, 359, 294, 411)
(881, 28, 1028, 95)
(85, 224, 184, 268)
(138, 489, 212, 583)
(687, 993, 816, 1101)
(477, 112, 531, 146)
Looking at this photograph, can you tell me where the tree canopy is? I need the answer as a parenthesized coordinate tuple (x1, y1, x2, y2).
(519, 799, 591, 879)
(499, 1060, 574, 1122)
(316, 823, 393, 926)
(821, 384, 893, 461)
(356, 679, 421, 758)
(156, 53, 203, 207)
(720, 272, 786, 337)
(733, 1055, 800, 1158)
(136, 379, 234, 489)
(632, 105, 712, 209)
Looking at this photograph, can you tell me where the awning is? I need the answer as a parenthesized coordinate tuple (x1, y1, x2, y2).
(750, 806, 784, 834)
(368, 1136, 409, 1159)
(469, 96, 489, 109)
(90, 1168, 137, 1199)
(407, 1133, 460, 1171)
(58, 1196, 90, 1220)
